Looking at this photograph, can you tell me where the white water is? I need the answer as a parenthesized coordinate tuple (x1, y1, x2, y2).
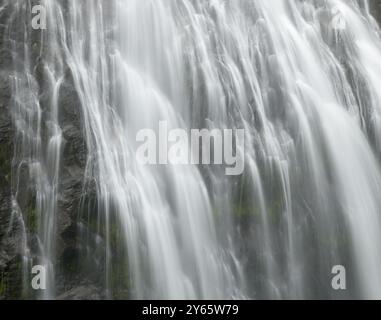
(6, 0, 381, 299)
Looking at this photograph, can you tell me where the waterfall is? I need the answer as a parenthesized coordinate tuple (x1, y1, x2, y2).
(4, 0, 381, 299)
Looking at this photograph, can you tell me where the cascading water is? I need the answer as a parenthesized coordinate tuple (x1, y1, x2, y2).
(3, 0, 381, 299)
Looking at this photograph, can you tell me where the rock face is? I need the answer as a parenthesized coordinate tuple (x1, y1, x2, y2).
(371, 0, 381, 23)
(0, 1, 100, 299)
(0, 3, 23, 299)
(56, 285, 102, 300)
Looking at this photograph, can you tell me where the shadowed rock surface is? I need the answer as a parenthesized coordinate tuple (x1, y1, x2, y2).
(0, 1, 100, 299)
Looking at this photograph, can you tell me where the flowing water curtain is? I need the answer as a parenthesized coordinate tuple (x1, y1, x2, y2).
(7, 0, 381, 299)
(80, 0, 381, 299)
(8, 0, 67, 298)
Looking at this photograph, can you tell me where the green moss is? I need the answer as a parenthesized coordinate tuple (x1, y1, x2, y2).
(62, 247, 81, 275)
(27, 207, 38, 233)
(108, 217, 130, 299)
(232, 198, 283, 224)
(0, 257, 25, 299)
(0, 143, 11, 183)
(233, 203, 260, 218)
(78, 206, 130, 298)
(266, 198, 284, 224)
(231, 165, 286, 226)
(0, 271, 6, 297)
(25, 193, 39, 234)
(111, 259, 130, 300)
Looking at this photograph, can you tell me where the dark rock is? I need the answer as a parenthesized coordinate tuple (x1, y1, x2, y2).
(0, 0, 99, 299)
(0, 2, 22, 297)
(57, 285, 103, 300)
(370, 1, 381, 25)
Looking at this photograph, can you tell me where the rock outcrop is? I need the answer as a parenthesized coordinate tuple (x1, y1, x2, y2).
(0, 1, 98, 299)
(0, 2, 23, 299)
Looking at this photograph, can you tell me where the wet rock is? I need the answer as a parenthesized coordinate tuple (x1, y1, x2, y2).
(57, 285, 103, 300)
(372, 1, 381, 23)
(0, 41, 22, 299)
(0, 1, 97, 299)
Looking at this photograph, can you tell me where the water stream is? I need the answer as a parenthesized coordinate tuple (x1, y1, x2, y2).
(5, 0, 381, 299)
